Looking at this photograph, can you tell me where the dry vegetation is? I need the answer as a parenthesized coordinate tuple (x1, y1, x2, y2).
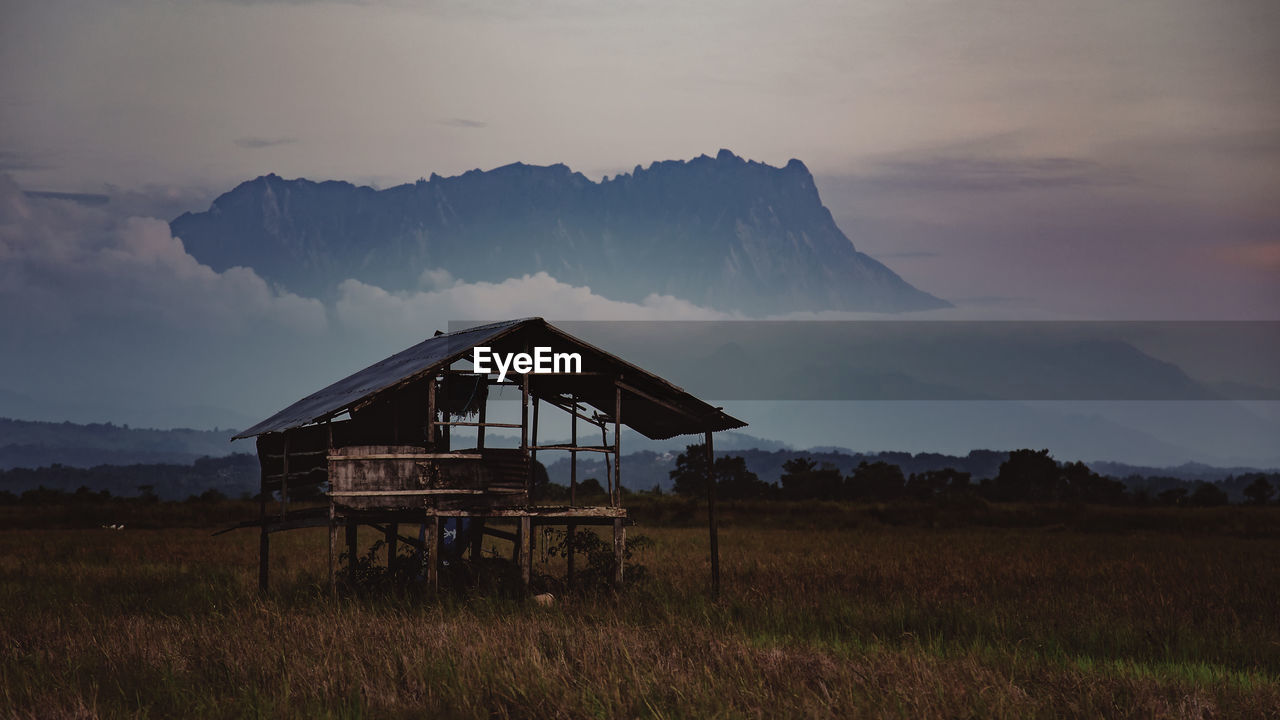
(1, 503, 1278, 719)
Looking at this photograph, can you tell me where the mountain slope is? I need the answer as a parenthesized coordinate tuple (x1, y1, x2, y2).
(171, 150, 948, 314)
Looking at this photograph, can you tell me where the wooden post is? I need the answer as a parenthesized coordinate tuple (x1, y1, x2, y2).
(346, 520, 358, 587)
(531, 396, 539, 501)
(705, 430, 720, 598)
(614, 385, 622, 507)
(613, 517, 626, 586)
(426, 515, 439, 590)
(427, 375, 437, 448)
(386, 522, 398, 571)
(521, 372, 530, 499)
(519, 515, 532, 589)
(568, 394, 577, 584)
(476, 386, 486, 450)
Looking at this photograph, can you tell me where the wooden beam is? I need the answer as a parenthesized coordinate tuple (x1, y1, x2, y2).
(330, 489, 486, 497)
(328, 453, 482, 461)
(527, 444, 615, 453)
(616, 379, 698, 420)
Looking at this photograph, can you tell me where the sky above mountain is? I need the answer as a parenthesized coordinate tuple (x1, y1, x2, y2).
(3, 0, 1278, 319)
(1, 0, 1278, 464)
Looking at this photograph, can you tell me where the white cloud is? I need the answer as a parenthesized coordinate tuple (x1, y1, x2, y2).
(335, 271, 735, 339)
(0, 175, 326, 335)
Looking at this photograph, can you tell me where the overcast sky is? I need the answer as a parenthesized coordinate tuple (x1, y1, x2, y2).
(1, 0, 1278, 452)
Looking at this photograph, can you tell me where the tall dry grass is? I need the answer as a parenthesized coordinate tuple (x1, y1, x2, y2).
(1, 506, 1277, 718)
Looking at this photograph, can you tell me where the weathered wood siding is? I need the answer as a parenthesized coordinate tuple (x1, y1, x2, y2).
(328, 445, 528, 510)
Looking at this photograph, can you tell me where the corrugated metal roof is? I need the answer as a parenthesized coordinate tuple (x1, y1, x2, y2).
(234, 317, 747, 440)
(232, 319, 529, 439)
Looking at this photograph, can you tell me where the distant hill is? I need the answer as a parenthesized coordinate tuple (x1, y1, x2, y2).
(0, 418, 237, 469)
(171, 150, 949, 314)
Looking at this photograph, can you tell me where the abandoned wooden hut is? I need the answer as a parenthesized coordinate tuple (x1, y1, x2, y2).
(230, 317, 746, 593)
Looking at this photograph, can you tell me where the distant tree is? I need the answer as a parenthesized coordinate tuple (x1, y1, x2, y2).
(670, 444, 770, 500)
(780, 458, 842, 500)
(1243, 476, 1275, 506)
(539, 482, 571, 502)
(576, 477, 606, 498)
(1060, 461, 1128, 504)
(195, 488, 227, 503)
(528, 460, 551, 501)
(1158, 487, 1188, 506)
(847, 461, 906, 501)
(714, 455, 771, 500)
(994, 449, 1059, 501)
(1188, 482, 1228, 507)
(904, 468, 969, 500)
(670, 444, 711, 497)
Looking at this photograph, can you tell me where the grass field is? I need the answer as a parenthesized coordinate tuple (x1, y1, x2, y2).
(1, 502, 1278, 718)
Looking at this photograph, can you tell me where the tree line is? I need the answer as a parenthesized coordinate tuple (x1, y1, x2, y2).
(667, 445, 1278, 507)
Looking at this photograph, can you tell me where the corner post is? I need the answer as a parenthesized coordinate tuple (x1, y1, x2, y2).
(519, 515, 532, 589)
(614, 385, 622, 507)
(568, 394, 577, 584)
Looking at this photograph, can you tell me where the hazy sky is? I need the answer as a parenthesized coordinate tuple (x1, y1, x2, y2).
(4, 0, 1278, 318)
(1, 0, 1278, 455)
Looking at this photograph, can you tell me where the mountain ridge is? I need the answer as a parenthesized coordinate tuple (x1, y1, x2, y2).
(171, 150, 949, 314)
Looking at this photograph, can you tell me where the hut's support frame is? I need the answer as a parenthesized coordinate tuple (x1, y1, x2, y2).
(258, 368, 632, 595)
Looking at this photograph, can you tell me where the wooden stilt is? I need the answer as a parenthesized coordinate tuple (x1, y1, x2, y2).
(386, 522, 398, 570)
(519, 515, 532, 588)
(613, 517, 626, 586)
(426, 515, 439, 590)
(568, 394, 577, 584)
(614, 386, 622, 507)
